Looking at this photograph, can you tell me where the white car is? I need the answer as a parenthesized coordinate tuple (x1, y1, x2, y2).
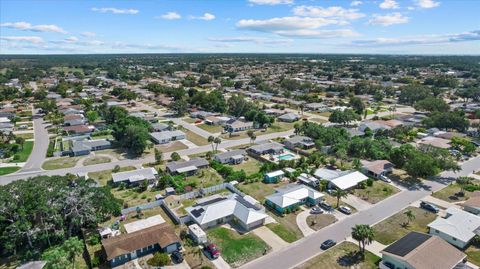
(338, 206, 352, 215)
(379, 175, 392, 183)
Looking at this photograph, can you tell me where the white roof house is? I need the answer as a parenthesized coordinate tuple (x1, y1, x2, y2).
(428, 207, 480, 248)
(314, 168, 368, 190)
(112, 167, 158, 184)
(186, 194, 268, 230)
(266, 170, 285, 178)
(124, 215, 166, 234)
(266, 184, 324, 208)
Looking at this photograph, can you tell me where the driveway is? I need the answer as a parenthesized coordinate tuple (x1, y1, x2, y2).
(296, 209, 315, 237)
(19, 112, 49, 173)
(211, 256, 231, 269)
(343, 194, 373, 211)
(252, 226, 289, 252)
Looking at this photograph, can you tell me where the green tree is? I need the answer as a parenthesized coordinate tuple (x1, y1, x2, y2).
(213, 137, 222, 152)
(15, 137, 25, 149)
(456, 176, 473, 195)
(42, 247, 70, 269)
(154, 148, 163, 164)
(85, 110, 99, 123)
(349, 97, 365, 114)
(122, 125, 149, 156)
(168, 99, 188, 116)
(414, 97, 450, 112)
(403, 209, 415, 226)
(332, 189, 348, 208)
(171, 152, 181, 161)
(351, 224, 375, 255)
(62, 237, 84, 269)
(208, 136, 215, 152)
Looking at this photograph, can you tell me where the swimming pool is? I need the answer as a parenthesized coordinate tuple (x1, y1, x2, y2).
(278, 153, 295, 160)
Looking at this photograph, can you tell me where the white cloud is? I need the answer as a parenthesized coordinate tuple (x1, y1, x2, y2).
(208, 36, 293, 44)
(1, 36, 44, 43)
(292, 6, 365, 21)
(351, 1, 363, 6)
(415, 0, 440, 9)
(273, 29, 359, 38)
(369, 13, 409, 26)
(81, 32, 96, 37)
(379, 0, 400, 9)
(190, 13, 215, 21)
(352, 30, 480, 46)
(64, 36, 78, 43)
(91, 7, 139, 14)
(248, 0, 293, 5)
(0, 21, 67, 34)
(158, 12, 181, 20)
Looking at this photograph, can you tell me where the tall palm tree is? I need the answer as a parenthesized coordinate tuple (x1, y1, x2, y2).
(332, 189, 348, 208)
(213, 137, 222, 152)
(62, 237, 84, 269)
(403, 209, 415, 226)
(208, 135, 215, 152)
(351, 224, 375, 255)
(247, 130, 255, 144)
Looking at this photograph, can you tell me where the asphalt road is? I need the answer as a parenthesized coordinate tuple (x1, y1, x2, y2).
(19, 113, 49, 173)
(240, 156, 479, 269)
(0, 129, 294, 185)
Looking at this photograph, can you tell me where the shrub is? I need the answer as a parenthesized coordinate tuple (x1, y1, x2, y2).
(464, 184, 480, 192)
(90, 256, 101, 267)
(147, 252, 170, 267)
(366, 178, 374, 187)
(88, 234, 100, 245)
(201, 267, 212, 269)
(13, 154, 20, 161)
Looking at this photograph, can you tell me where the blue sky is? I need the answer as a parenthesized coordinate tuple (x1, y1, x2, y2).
(0, 0, 479, 54)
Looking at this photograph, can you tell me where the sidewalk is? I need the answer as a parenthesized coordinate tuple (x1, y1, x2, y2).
(345, 237, 387, 257)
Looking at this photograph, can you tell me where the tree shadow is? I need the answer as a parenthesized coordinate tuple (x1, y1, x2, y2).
(337, 251, 364, 267)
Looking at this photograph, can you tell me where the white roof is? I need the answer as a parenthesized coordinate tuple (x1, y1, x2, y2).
(329, 171, 369, 190)
(428, 207, 480, 243)
(123, 215, 166, 234)
(188, 224, 206, 237)
(266, 170, 285, 178)
(112, 167, 158, 183)
(266, 184, 324, 208)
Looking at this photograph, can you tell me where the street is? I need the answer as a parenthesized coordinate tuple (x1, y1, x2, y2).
(18, 111, 49, 173)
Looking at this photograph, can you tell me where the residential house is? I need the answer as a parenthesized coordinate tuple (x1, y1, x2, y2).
(71, 139, 111, 156)
(166, 157, 209, 175)
(225, 120, 253, 132)
(64, 114, 86, 126)
(418, 136, 451, 149)
(111, 167, 158, 186)
(358, 121, 392, 132)
(305, 103, 328, 112)
(186, 193, 268, 231)
(102, 223, 181, 267)
(64, 125, 93, 135)
(314, 168, 369, 191)
(266, 184, 324, 214)
(214, 149, 246, 164)
(428, 207, 480, 249)
(247, 142, 284, 156)
(264, 170, 285, 183)
(284, 136, 315, 149)
(205, 115, 229, 126)
(362, 160, 394, 179)
(190, 111, 213, 120)
(278, 112, 300, 122)
(462, 191, 480, 215)
(380, 232, 467, 269)
(152, 123, 171, 132)
(150, 130, 186, 144)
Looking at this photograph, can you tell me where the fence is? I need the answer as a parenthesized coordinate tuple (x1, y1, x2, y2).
(121, 200, 163, 215)
(177, 182, 229, 200)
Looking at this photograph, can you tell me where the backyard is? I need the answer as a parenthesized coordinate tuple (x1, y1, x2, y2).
(207, 227, 270, 267)
(373, 206, 437, 245)
(185, 168, 224, 188)
(231, 158, 261, 176)
(353, 180, 400, 204)
(42, 157, 80, 170)
(297, 242, 380, 269)
(236, 180, 288, 202)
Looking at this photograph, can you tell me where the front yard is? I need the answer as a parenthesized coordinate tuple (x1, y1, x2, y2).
(266, 223, 299, 243)
(0, 167, 20, 176)
(307, 214, 337, 231)
(197, 123, 223, 133)
(373, 206, 437, 245)
(432, 182, 474, 203)
(179, 127, 209, 146)
(353, 180, 400, 204)
(297, 241, 380, 269)
(266, 208, 304, 243)
(466, 242, 480, 266)
(207, 227, 270, 267)
(10, 141, 34, 163)
(42, 157, 80, 170)
(83, 156, 111, 166)
(155, 141, 188, 152)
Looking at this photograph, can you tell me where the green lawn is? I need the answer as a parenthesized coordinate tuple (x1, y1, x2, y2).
(432, 183, 473, 203)
(324, 194, 357, 212)
(307, 214, 337, 231)
(14, 133, 34, 140)
(0, 166, 20, 176)
(182, 117, 197, 124)
(266, 223, 298, 243)
(466, 243, 480, 266)
(197, 123, 223, 133)
(185, 168, 223, 188)
(207, 227, 270, 267)
(42, 157, 80, 170)
(179, 127, 209, 146)
(373, 206, 437, 245)
(297, 242, 380, 269)
(83, 156, 111, 166)
(236, 181, 288, 202)
(353, 181, 400, 204)
(11, 141, 34, 163)
(155, 141, 188, 153)
(266, 208, 304, 242)
(231, 158, 261, 175)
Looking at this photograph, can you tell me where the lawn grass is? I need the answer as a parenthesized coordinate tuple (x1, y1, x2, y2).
(10, 141, 33, 163)
(231, 158, 261, 176)
(297, 241, 380, 269)
(466, 243, 480, 266)
(182, 117, 197, 124)
(309, 118, 328, 124)
(266, 223, 299, 243)
(236, 181, 288, 202)
(0, 167, 20, 176)
(42, 157, 80, 170)
(353, 181, 400, 204)
(324, 194, 357, 212)
(185, 168, 224, 188)
(179, 127, 209, 146)
(83, 156, 111, 166)
(88, 166, 136, 186)
(307, 214, 337, 231)
(432, 183, 473, 203)
(14, 133, 34, 140)
(265, 208, 304, 242)
(373, 206, 437, 245)
(313, 111, 331, 117)
(154, 141, 188, 153)
(207, 227, 270, 267)
(197, 123, 223, 133)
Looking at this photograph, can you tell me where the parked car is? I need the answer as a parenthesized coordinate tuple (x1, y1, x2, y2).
(379, 174, 391, 183)
(205, 243, 220, 259)
(319, 201, 333, 211)
(420, 201, 439, 213)
(338, 206, 352, 215)
(310, 206, 324, 214)
(320, 239, 337, 250)
(171, 251, 184, 263)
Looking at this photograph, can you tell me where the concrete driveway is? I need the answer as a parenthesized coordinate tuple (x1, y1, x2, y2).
(211, 256, 231, 269)
(343, 194, 373, 211)
(252, 226, 289, 252)
(296, 209, 315, 236)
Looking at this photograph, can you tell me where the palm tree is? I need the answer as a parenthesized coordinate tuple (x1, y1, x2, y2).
(332, 189, 348, 208)
(352, 158, 361, 170)
(299, 103, 305, 115)
(62, 237, 84, 269)
(403, 209, 415, 226)
(213, 137, 222, 152)
(208, 135, 215, 152)
(351, 224, 375, 256)
(293, 122, 301, 135)
(247, 130, 256, 144)
(456, 176, 473, 195)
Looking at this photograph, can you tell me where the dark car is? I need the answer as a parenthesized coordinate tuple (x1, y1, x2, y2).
(319, 201, 333, 211)
(321, 239, 336, 250)
(171, 251, 184, 263)
(420, 201, 439, 213)
(205, 243, 221, 259)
